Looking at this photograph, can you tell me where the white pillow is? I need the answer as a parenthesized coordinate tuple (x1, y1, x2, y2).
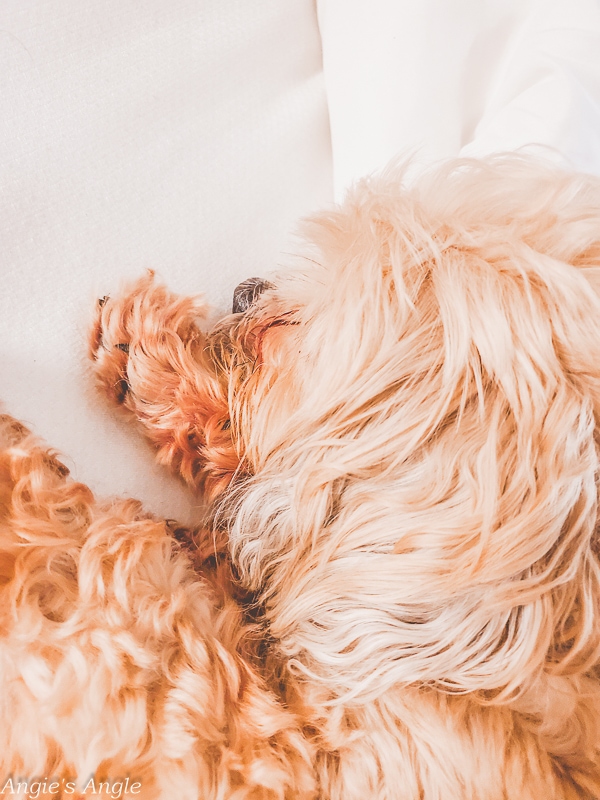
(319, 0, 600, 197)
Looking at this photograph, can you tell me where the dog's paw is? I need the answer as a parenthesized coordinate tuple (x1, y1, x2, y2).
(89, 271, 208, 409)
(90, 290, 137, 406)
(88, 273, 238, 491)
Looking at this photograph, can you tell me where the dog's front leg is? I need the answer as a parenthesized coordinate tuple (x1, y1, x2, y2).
(90, 272, 238, 498)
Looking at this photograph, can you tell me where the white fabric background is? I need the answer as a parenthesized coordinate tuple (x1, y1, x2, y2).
(0, 0, 332, 521)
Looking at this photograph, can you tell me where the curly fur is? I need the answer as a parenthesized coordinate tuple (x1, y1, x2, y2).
(0, 417, 313, 798)
(3, 156, 600, 798)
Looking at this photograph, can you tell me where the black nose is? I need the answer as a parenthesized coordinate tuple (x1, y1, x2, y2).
(232, 278, 272, 314)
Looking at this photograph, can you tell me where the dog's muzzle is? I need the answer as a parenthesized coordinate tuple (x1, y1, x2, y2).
(232, 278, 272, 314)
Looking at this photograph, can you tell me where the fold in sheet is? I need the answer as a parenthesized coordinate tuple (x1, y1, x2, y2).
(318, 0, 600, 197)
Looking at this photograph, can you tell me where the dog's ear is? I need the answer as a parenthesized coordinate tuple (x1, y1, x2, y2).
(231, 158, 600, 704)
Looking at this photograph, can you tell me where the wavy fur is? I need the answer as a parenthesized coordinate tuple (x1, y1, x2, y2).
(2, 156, 600, 797)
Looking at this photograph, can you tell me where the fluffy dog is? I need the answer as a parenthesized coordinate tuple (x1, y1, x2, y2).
(2, 156, 600, 799)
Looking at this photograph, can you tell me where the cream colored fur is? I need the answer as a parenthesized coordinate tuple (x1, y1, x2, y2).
(2, 156, 600, 798)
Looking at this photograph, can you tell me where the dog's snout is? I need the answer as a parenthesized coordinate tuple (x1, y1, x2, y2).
(232, 278, 272, 314)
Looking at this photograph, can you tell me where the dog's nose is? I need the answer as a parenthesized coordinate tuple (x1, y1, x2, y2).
(232, 278, 272, 314)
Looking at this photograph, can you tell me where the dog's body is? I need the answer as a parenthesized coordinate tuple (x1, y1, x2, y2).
(2, 157, 600, 798)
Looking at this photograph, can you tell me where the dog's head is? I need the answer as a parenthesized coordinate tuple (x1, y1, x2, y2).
(211, 157, 600, 703)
